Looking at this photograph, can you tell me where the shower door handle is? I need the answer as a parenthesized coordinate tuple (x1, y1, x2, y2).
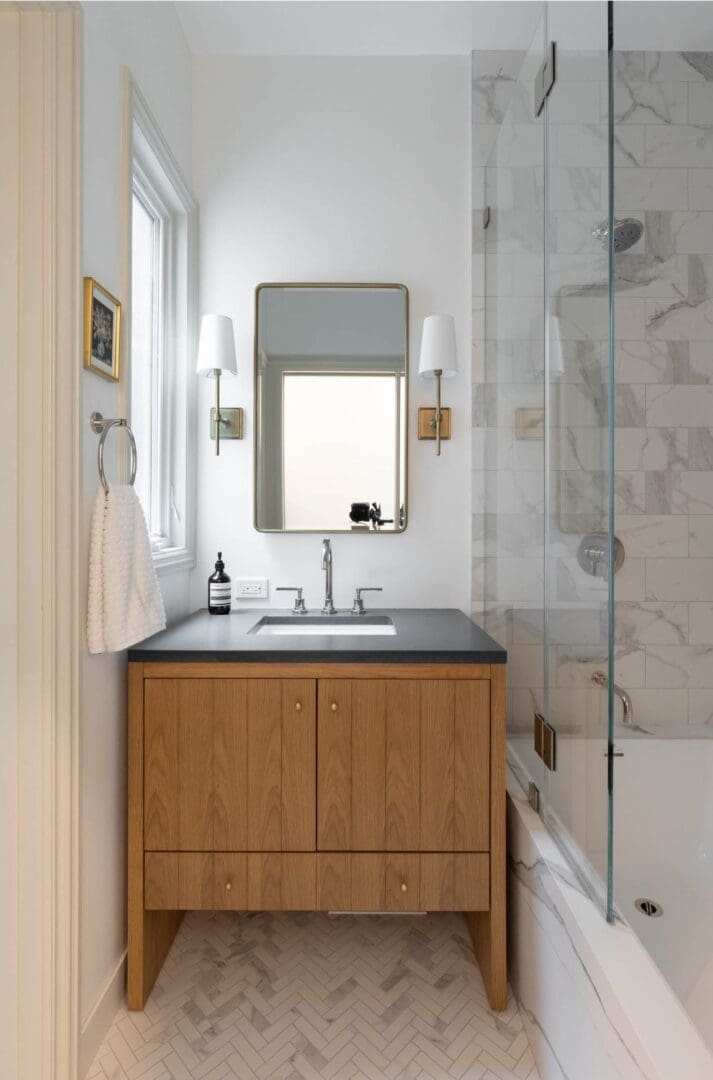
(591, 670, 633, 727)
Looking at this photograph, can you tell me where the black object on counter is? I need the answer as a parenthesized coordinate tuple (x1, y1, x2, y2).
(208, 552, 231, 615)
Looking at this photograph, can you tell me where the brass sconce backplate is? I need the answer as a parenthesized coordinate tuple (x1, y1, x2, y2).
(210, 407, 243, 441)
(418, 407, 452, 441)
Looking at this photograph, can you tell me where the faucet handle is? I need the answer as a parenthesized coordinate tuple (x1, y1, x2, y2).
(351, 587, 383, 615)
(276, 586, 308, 614)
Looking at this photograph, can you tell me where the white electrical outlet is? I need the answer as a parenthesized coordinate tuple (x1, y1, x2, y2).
(235, 578, 269, 599)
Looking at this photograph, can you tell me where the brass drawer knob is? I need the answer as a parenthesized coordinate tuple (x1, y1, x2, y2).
(295, 701, 302, 711)
(400, 881, 407, 893)
(225, 881, 232, 892)
(331, 702, 338, 712)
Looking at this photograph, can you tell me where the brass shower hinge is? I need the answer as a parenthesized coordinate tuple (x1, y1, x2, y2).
(534, 712, 557, 771)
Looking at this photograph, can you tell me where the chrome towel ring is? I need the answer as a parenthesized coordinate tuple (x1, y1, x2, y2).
(89, 411, 137, 493)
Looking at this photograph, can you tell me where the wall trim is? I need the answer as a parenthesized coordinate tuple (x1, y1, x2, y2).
(0, 7, 82, 1079)
(79, 950, 128, 1079)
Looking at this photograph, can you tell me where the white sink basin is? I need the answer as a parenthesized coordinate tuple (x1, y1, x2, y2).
(249, 615, 396, 637)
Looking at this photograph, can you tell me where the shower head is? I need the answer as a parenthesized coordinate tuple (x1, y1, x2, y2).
(592, 217, 644, 253)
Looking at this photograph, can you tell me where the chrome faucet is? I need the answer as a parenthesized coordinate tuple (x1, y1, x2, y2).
(591, 670, 633, 725)
(321, 538, 336, 614)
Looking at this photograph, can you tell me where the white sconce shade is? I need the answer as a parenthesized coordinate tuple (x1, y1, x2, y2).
(196, 314, 238, 456)
(418, 314, 458, 379)
(196, 314, 237, 377)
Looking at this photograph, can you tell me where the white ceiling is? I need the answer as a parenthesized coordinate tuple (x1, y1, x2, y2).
(174, 0, 713, 57)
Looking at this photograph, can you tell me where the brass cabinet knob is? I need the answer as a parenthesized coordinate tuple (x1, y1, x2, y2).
(331, 702, 338, 712)
(400, 881, 407, 893)
(225, 881, 232, 892)
(295, 701, 302, 711)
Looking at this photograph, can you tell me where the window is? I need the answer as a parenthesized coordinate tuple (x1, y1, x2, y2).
(129, 81, 197, 571)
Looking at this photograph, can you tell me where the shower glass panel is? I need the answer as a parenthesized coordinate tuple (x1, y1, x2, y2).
(482, 1, 614, 919)
(541, 2, 613, 912)
(482, 10, 547, 805)
(611, 3, 713, 1051)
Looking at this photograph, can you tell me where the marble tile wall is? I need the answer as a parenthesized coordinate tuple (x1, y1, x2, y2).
(473, 49, 713, 741)
(611, 50, 713, 736)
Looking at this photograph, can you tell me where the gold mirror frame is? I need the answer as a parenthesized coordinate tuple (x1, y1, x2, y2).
(253, 282, 409, 534)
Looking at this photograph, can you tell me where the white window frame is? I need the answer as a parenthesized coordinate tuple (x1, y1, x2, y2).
(124, 72, 197, 575)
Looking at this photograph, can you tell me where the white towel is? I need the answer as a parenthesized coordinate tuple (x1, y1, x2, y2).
(87, 484, 166, 654)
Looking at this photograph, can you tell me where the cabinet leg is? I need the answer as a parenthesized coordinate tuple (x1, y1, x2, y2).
(127, 908, 183, 1010)
(467, 664, 507, 1011)
(465, 907, 507, 1011)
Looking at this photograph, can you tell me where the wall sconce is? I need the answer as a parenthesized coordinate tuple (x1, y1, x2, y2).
(417, 314, 458, 456)
(196, 314, 242, 455)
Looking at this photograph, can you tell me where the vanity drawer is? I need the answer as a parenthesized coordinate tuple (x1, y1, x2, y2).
(317, 853, 489, 912)
(145, 852, 318, 911)
(144, 851, 489, 912)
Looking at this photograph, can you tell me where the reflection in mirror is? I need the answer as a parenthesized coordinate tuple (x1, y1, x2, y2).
(254, 284, 408, 533)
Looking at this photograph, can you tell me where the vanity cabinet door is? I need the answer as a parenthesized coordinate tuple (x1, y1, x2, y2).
(316, 679, 490, 852)
(144, 678, 316, 851)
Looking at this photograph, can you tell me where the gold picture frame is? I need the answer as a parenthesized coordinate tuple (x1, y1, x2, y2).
(83, 277, 121, 381)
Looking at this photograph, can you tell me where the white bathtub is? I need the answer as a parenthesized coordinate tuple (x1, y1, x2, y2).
(612, 739, 713, 1053)
(507, 741, 713, 1079)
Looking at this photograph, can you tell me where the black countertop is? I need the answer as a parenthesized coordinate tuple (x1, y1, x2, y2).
(128, 609, 507, 665)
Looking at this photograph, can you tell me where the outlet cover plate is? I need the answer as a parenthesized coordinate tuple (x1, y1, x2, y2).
(235, 578, 268, 599)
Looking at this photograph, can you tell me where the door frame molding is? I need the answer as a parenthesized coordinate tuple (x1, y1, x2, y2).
(0, 7, 82, 1079)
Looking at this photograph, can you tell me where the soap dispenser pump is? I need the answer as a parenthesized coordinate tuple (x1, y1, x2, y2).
(208, 552, 231, 615)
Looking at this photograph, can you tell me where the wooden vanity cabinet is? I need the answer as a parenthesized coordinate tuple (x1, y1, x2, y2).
(128, 662, 505, 1013)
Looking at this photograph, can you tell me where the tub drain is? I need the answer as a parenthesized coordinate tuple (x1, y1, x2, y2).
(634, 897, 663, 918)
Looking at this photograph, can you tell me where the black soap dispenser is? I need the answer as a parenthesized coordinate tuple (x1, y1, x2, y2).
(208, 552, 231, 615)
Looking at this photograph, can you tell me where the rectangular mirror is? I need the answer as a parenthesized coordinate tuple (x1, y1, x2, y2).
(254, 283, 408, 533)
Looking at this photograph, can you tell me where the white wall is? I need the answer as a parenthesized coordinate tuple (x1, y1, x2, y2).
(80, 2, 192, 1071)
(191, 55, 471, 614)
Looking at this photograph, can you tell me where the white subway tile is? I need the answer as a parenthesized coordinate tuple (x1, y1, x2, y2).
(616, 601, 689, 645)
(690, 603, 713, 644)
(688, 689, 713, 727)
(613, 80, 688, 125)
(690, 516, 713, 556)
(616, 167, 688, 210)
(689, 83, 713, 125)
(615, 428, 687, 471)
(617, 514, 689, 556)
(646, 558, 713, 600)
(689, 170, 713, 211)
(626, 688, 688, 728)
(646, 127, 713, 169)
(645, 645, 713, 688)
(647, 385, 713, 426)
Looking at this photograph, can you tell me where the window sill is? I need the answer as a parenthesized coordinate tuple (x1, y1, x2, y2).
(152, 547, 195, 576)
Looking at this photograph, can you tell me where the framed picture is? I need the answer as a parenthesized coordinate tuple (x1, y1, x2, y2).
(83, 277, 121, 380)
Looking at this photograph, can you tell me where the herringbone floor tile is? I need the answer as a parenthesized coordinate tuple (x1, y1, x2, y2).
(86, 912, 540, 1080)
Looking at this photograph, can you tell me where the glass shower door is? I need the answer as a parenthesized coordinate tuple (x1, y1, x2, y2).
(482, 10, 547, 806)
(481, 0, 615, 919)
(541, 1, 614, 913)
